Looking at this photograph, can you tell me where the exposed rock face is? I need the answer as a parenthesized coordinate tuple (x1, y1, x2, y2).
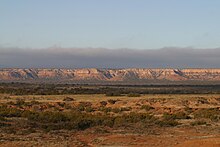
(1, 68, 220, 82)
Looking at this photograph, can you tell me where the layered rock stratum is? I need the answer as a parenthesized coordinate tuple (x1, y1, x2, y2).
(1, 68, 220, 83)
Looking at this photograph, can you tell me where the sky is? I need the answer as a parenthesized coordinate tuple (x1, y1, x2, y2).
(1, 1, 220, 68)
(1, 0, 220, 49)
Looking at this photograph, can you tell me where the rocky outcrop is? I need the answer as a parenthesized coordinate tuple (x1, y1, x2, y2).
(1, 68, 220, 82)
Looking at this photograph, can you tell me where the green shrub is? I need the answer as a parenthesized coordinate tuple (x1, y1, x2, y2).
(106, 92, 122, 97)
(156, 119, 180, 127)
(124, 112, 156, 123)
(194, 108, 220, 122)
(26, 111, 69, 123)
(127, 93, 141, 97)
(163, 112, 190, 120)
(102, 118, 114, 127)
(29, 100, 41, 105)
(63, 97, 75, 102)
(99, 107, 112, 113)
(3, 108, 178, 132)
(141, 105, 154, 111)
(56, 102, 65, 107)
(15, 99, 26, 107)
(114, 116, 126, 127)
(120, 107, 132, 112)
(76, 102, 93, 112)
(190, 120, 207, 126)
(0, 116, 6, 121)
(100, 101, 107, 107)
(77, 119, 93, 130)
(0, 106, 23, 117)
(21, 110, 40, 120)
(107, 99, 118, 104)
(112, 108, 121, 113)
(76, 105, 85, 111)
(184, 106, 193, 113)
(6, 101, 15, 105)
(85, 107, 95, 112)
(0, 122, 10, 127)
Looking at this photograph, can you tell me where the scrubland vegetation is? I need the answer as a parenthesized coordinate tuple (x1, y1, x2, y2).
(1, 82, 220, 95)
(1, 83, 220, 146)
(0, 93, 220, 134)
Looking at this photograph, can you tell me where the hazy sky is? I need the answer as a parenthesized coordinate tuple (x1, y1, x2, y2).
(1, 47, 220, 68)
(1, 0, 220, 49)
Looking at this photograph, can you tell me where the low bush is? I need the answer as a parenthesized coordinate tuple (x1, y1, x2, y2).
(107, 99, 118, 104)
(85, 107, 95, 112)
(63, 97, 75, 102)
(99, 107, 112, 113)
(190, 120, 207, 126)
(112, 108, 121, 113)
(29, 100, 41, 105)
(184, 106, 193, 113)
(141, 105, 154, 111)
(0, 106, 23, 117)
(121, 107, 132, 112)
(194, 108, 220, 122)
(0, 103, 181, 132)
(15, 99, 26, 107)
(156, 119, 180, 127)
(100, 101, 107, 107)
(163, 112, 190, 120)
(127, 93, 141, 97)
(0, 116, 6, 121)
(105, 92, 122, 97)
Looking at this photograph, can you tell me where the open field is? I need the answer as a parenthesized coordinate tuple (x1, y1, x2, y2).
(0, 85, 220, 147)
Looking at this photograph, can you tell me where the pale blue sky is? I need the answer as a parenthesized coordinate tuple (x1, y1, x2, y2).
(1, 0, 220, 49)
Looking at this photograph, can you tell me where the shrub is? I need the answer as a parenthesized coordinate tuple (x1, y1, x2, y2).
(127, 93, 141, 97)
(100, 101, 107, 107)
(26, 111, 69, 123)
(156, 119, 180, 127)
(77, 119, 93, 130)
(102, 118, 114, 127)
(6, 101, 15, 105)
(114, 116, 126, 127)
(0, 106, 23, 117)
(112, 108, 121, 113)
(85, 107, 95, 112)
(0, 122, 10, 127)
(124, 112, 156, 123)
(99, 107, 112, 113)
(107, 99, 118, 104)
(15, 98, 26, 107)
(57, 102, 65, 107)
(105, 92, 122, 97)
(141, 105, 154, 111)
(190, 120, 207, 126)
(78, 102, 92, 107)
(121, 107, 132, 112)
(184, 106, 193, 113)
(194, 108, 220, 122)
(63, 97, 75, 102)
(163, 112, 190, 120)
(76, 105, 85, 111)
(29, 100, 41, 105)
(21, 110, 39, 120)
(0, 116, 6, 121)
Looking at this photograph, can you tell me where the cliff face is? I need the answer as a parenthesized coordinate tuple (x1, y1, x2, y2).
(1, 68, 220, 82)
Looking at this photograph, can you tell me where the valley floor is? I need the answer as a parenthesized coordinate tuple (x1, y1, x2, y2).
(0, 94, 220, 147)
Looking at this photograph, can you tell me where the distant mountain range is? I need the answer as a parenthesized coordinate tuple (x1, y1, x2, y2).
(1, 68, 220, 84)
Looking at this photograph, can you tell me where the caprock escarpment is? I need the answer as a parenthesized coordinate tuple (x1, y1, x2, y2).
(1, 68, 220, 83)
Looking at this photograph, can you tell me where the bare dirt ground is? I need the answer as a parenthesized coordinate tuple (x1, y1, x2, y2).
(0, 94, 220, 147)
